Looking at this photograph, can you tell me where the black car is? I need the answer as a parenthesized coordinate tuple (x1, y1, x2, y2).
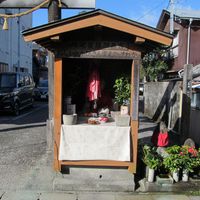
(34, 79, 48, 100)
(0, 72, 35, 115)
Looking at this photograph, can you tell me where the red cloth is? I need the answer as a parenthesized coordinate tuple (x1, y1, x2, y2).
(87, 69, 101, 101)
(152, 132, 169, 147)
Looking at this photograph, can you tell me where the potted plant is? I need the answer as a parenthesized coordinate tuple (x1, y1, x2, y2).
(143, 145, 162, 182)
(163, 145, 182, 182)
(113, 76, 131, 112)
(113, 76, 131, 126)
(180, 146, 200, 182)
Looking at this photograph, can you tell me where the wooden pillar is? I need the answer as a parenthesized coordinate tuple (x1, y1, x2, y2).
(128, 60, 140, 173)
(54, 58, 62, 171)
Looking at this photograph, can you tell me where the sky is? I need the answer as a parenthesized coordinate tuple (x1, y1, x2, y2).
(33, 0, 200, 28)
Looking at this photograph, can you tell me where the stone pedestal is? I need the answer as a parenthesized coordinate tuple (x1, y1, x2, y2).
(53, 168, 135, 192)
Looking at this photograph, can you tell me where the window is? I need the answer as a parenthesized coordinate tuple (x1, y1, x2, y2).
(0, 74, 16, 88)
(171, 31, 179, 58)
(191, 93, 200, 109)
(29, 75, 33, 85)
(0, 63, 9, 72)
(0, 18, 4, 26)
(25, 75, 30, 86)
(19, 75, 25, 87)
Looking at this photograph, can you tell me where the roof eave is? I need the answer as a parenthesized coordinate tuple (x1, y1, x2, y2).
(23, 9, 173, 46)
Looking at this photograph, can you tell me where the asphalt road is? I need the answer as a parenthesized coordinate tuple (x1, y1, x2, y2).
(0, 101, 56, 191)
(0, 102, 157, 191)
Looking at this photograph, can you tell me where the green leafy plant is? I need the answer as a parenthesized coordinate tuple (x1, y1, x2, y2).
(143, 145, 162, 170)
(113, 76, 131, 106)
(142, 48, 168, 81)
(163, 145, 183, 172)
(165, 145, 181, 154)
(163, 154, 182, 172)
(163, 145, 200, 173)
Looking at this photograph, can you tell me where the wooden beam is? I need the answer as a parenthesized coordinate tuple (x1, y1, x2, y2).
(61, 160, 133, 167)
(50, 35, 60, 41)
(53, 41, 141, 60)
(24, 15, 172, 46)
(135, 37, 145, 44)
(54, 58, 62, 171)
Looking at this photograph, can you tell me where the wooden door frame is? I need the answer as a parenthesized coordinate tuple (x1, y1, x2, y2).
(54, 58, 62, 171)
(53, 58, 139, 173)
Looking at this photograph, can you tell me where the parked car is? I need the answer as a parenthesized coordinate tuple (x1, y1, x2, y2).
(34, 79, 48, 101)
(139, 83, 144, 96)
(0, 72, 35, 115)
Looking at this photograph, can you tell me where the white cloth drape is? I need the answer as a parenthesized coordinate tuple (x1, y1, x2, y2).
(59, 124, 130, 161)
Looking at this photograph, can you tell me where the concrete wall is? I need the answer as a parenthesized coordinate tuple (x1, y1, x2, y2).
(0, 9, 32, 73)
(144, 81, 200, 146)
(144, 81, 182, 131)
(190, 109, 200, 146)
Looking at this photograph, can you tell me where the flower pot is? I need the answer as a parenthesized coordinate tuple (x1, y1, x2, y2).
(64, 96, 72, 104)
(63, 114, 77, 125)
(120, 105, 129, 115)
(115, 114, 130, 127)
(145, 166, 149, 178)
(110, 111, 120, 121)
(182, 169, 189, 182)
(148, 168, 155, 182)
(172, 170, 180, 182)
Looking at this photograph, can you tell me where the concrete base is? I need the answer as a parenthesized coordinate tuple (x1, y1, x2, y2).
(156, 175, 174, 185)
(53, 168, 135, 192)
(137, 178, 200, 192)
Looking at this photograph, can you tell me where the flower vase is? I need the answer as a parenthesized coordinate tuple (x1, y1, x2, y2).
(148, 168, 155, 182)
(172, 170, 179, 182)
(182, 169, 189, 182)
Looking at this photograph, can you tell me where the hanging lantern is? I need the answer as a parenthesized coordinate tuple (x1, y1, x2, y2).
(58, 0, 62, 7)
(3, 17, 8, 30)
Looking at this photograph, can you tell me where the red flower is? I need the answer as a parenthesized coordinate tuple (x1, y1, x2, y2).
(188, 147, 198, 157)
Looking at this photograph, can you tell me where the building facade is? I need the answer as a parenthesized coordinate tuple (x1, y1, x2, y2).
(0, 9, 32, 73)
(157, 9, 200, 77)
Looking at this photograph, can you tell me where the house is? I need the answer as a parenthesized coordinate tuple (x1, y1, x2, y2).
(157, 9, 200, 78)
(0, 9, 32, 73)
(22, 9, 172, 173)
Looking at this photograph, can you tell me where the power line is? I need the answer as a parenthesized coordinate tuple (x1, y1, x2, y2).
(166, 0, 171, 10)
(136, 0, 168, 21)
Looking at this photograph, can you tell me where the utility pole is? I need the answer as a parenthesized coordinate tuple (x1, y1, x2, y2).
(17, 8, 21, 72)
(181, 64, 193, 143)
(48, 0, 61, 120)
(46, 0, 61, 152)
(48, 0, 61, 22)
(169, 0, 174, 34)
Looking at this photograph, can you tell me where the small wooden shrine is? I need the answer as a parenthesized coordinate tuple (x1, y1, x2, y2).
(23, 9, 172, 173)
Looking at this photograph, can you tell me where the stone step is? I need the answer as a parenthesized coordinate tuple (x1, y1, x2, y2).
(53, 168, 135, 192)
